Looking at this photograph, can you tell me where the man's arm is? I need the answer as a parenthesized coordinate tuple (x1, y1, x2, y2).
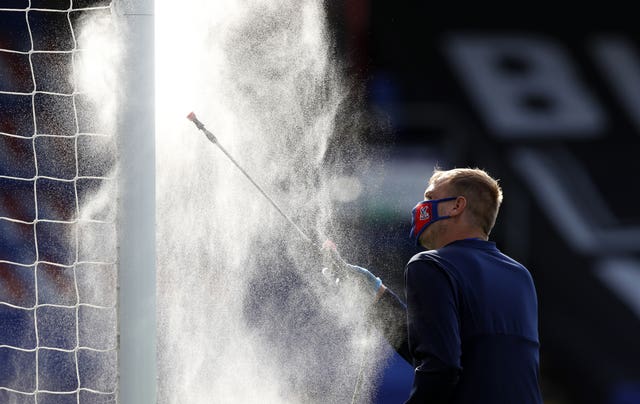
(366, 286, 412, 363)
(321, 241, 413, 361)
(404, 259, 461, 403)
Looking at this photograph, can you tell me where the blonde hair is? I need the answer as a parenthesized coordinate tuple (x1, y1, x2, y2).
(429, 168, 503, 235)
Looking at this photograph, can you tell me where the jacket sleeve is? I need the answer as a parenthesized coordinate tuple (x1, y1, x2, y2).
(404, 259, 461, 403)
(366, 287, 411, 363)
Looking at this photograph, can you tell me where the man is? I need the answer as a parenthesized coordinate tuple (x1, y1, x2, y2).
(324, 168, 542, 403)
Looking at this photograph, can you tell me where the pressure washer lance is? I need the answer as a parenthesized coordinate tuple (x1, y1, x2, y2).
(186, 112, 318, 248)
(186, 112, 359, 282)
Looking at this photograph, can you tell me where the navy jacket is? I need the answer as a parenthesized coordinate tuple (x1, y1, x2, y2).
(370, 239, 542, 403)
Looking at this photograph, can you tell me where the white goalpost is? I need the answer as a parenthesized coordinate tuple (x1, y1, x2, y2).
(0, 1, 155, 403)
(115, 0, 156, 403)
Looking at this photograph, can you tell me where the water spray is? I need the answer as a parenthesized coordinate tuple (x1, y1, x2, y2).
(187, 112, 370, 404)
(187, 112, 319, 248)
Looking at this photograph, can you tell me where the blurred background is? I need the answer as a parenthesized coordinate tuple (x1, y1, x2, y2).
(325, 3, 640, 404)
(2, 1, 640, 403)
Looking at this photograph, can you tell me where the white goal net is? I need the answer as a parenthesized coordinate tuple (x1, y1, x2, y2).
(0, 1, 124, 403)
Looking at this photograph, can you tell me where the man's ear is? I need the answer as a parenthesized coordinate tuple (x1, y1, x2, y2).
(449, 196, 467, 217)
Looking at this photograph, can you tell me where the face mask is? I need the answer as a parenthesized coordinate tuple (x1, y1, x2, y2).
(409, 197, 457, 245)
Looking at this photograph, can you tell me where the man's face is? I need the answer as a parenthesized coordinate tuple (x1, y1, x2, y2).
(417, 180, 455, 249)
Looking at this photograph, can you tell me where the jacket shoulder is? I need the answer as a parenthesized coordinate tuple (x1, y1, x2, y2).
(406, 250, 450, 278)
(408, 250, 440, 266)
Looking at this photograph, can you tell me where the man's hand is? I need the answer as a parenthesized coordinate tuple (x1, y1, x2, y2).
(321, 240, 383, 300)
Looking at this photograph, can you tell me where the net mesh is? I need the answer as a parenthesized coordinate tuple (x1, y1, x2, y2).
(0, 1, 118, 403)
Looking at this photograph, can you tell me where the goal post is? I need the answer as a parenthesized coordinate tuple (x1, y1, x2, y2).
(115, 0, 156, 403)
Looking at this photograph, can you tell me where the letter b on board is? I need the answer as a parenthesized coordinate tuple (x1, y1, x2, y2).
(445, 35, 605, 139)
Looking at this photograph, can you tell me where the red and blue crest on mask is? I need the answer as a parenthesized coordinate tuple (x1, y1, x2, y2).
(409, 197, 457, 245)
